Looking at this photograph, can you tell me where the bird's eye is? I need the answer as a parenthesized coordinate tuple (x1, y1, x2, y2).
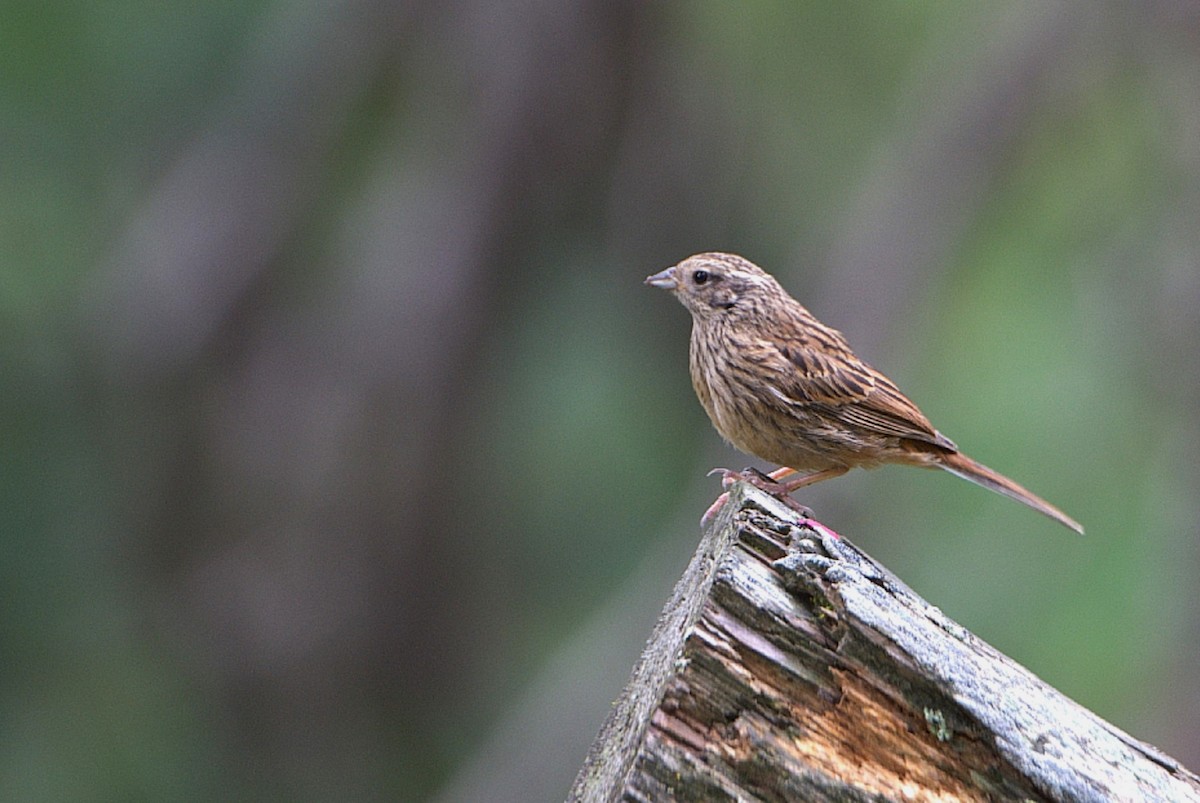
(692, 269, 710, 285)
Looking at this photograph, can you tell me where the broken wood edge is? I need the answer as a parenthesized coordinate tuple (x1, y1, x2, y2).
(568, 483, 1200, 802)
(567, 482, 751, 803)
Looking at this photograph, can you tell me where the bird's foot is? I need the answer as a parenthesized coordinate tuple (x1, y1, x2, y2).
(700, 470, 736, 525)
(701, 467, 814, 525)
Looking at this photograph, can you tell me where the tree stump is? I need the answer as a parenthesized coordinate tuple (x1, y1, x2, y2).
(569, 483, 1200, 802)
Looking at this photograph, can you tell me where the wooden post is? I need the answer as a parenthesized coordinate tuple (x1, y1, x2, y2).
(569, 483, 1200, 802)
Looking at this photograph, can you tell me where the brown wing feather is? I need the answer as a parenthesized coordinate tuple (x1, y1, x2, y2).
(768, 331, 956, 451)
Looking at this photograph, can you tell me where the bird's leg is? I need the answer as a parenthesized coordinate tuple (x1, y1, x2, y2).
(740, 466, 849, 518)
(702, 466, 806, 524)
(712, 466, 797, 489)
(733, 467, 834, 518)
(777, 466, 848, 493)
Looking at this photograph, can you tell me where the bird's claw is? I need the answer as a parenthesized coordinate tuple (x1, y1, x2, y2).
(706, 467, 778, 489)
(705, 467, 742, 490)
(702, 467, 815, 524)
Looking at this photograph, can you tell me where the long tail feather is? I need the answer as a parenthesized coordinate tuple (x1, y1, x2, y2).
(938, 451, 1084, 535)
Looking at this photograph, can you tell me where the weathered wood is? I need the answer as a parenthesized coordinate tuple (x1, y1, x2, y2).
(569, 483, 1200, 803)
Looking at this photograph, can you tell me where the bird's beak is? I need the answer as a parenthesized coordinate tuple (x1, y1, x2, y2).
(644, 267, 677, 290)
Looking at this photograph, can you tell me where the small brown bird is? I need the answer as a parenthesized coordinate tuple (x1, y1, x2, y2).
(645, 252, 1083, 534)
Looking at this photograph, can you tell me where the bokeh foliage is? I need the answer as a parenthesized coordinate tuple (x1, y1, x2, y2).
(3, 2, 1199, 800)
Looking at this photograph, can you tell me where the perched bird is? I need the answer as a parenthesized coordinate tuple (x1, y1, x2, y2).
(645, 252, 1083, 534)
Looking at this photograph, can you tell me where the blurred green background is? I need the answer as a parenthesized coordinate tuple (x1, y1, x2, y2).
(4, 2, 1199, 800)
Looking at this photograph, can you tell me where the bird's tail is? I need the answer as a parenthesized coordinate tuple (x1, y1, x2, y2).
(938, 451, 1084, 535)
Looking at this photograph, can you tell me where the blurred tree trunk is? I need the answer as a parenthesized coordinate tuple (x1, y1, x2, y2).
(87, 0, 650, 795)
(817, 4, 1076, 361)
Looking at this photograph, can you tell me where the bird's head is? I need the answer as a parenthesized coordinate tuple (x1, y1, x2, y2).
(644, 252, 781, 322)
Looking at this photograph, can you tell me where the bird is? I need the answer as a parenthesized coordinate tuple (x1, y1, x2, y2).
(644, 252, 1083, 534)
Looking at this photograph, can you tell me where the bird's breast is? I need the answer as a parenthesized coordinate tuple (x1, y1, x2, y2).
(688, 325, 845, 471)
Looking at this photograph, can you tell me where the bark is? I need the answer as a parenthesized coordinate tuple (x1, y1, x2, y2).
(570, 484, 1200, 803)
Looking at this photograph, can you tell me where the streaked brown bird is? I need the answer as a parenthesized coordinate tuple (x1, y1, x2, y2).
(645, 252, 1083, 534)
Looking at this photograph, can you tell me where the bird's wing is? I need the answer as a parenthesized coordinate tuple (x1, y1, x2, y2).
(757, 333, 955, 450)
